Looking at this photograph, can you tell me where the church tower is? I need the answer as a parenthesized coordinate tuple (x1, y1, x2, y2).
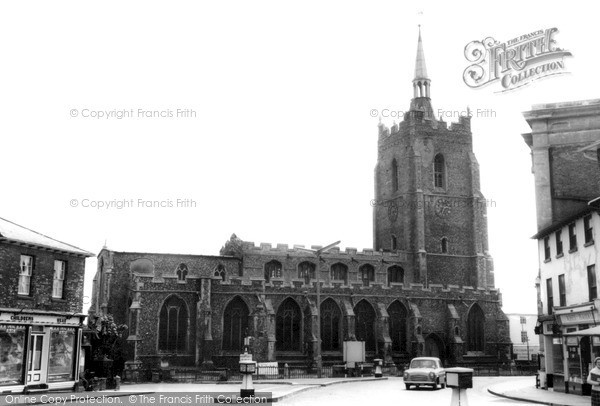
(373, 28, 494, 289)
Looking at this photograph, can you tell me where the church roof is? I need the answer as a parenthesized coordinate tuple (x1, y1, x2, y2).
(0, 216, 93, 257)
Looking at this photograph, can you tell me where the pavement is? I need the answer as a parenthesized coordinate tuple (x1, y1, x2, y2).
(1, 376, 596, 405)
(487, 378, 590, 406)
(0, 377, 386, 404)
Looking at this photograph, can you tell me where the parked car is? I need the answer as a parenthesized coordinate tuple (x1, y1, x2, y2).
(403, 357, 446, 390)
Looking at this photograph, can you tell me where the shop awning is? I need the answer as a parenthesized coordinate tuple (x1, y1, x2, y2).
(564, 325, 600, 336)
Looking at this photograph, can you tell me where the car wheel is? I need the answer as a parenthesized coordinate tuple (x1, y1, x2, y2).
(441, 381, 446, 389)
(405, 384, 410, 390)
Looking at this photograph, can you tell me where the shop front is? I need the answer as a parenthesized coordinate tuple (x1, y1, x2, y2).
(555, 303, 600, 395)
(0, 309, 86, 394)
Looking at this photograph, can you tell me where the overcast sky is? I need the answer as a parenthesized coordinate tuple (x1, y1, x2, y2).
(1, 0, 597, 315)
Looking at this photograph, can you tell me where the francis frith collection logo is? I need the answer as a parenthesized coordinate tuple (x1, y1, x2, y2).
(463, 28, 572, 92)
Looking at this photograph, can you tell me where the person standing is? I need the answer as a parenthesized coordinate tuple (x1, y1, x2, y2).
(588, 357, 600, 406)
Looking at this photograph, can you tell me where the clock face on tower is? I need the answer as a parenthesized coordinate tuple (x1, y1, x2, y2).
(435, 198, 451, 218)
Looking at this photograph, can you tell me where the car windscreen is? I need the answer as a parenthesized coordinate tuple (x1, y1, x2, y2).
(410, 360, 437, 369)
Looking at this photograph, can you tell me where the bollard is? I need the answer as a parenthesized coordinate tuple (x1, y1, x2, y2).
(114, 375, 121, 391)
(374, 359, 383, 378)
(445, 367, 473, 406)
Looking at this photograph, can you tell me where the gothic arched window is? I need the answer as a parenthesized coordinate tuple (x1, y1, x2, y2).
(331, 263, 348, 284)
(176, 263, 188, 281)
(276, 298, 302, 351)
(388, 301, 408, 353)
(298, 261, 316, 284)
(222, 296, 249, 351)
(391, 159, 399, 192)
(467, 303, 485, 352)
(354, 300, 376, 352)
(387, 265, 404, 286)
(158, 296, 188, 353)
(214, 264, 226, 281)
(264, 260, 282, 282)
(360, 264, 375, 287)
(321, 299, 341, 352)
(434, 154, 445, 188)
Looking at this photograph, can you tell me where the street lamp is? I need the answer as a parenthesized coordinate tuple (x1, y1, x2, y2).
(297, 240, 341, 378)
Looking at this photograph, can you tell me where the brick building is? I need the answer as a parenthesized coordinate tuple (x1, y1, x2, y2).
(0, 217, 93, 393)
(90, 29, 510, 379)
(523, 98, 600, 395)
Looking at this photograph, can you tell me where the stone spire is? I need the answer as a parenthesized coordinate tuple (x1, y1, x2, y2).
(410, 25, 434, 119)
(414, 25, 429, 81)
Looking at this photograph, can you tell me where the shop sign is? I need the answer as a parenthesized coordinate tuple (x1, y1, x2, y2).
(553, 337, 563, 345)
(0, 312, 81, 326)
(566, 336, 579, 346)
(558, 310, 596, 326)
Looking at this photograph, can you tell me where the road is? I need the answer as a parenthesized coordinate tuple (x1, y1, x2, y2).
(280, 377, 539, 406)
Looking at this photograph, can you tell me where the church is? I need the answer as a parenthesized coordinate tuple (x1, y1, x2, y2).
(89, 29, 511, 378)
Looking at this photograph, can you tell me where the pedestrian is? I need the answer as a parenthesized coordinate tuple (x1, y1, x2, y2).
(588, 357, 600, 406)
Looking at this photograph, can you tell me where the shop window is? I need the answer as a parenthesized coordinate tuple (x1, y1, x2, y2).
(48, 327, 76, 382)
(222, 296, 249, 351)
(53, 260, 66, 299)
(467, 303, 485, 352)
(19, 255, 34, 295)
(0, 325, 26, 385)
(158, 296, 188, 353)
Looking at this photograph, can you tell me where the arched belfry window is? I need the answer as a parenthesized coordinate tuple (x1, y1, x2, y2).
(222, 296, 249, 351)
(467, 303, 485, 352)
(331, 263, 348, 284)
(158, 296, 188, 353)
(391, 159, 399, 192)
(387, 265, 404, 286)
(214, 264, 226, 281)
(276, 298, 302, 351)
(354, 300, 376, 352)
(176, 264, 188, 281)
(321, 299, 341, 352)
(359, 264, 375, 287)
(298, 261, 316, 284)
(434, 153, 445, 188)
(388, 301, 407, 353)
(265, 260, 282, 282)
